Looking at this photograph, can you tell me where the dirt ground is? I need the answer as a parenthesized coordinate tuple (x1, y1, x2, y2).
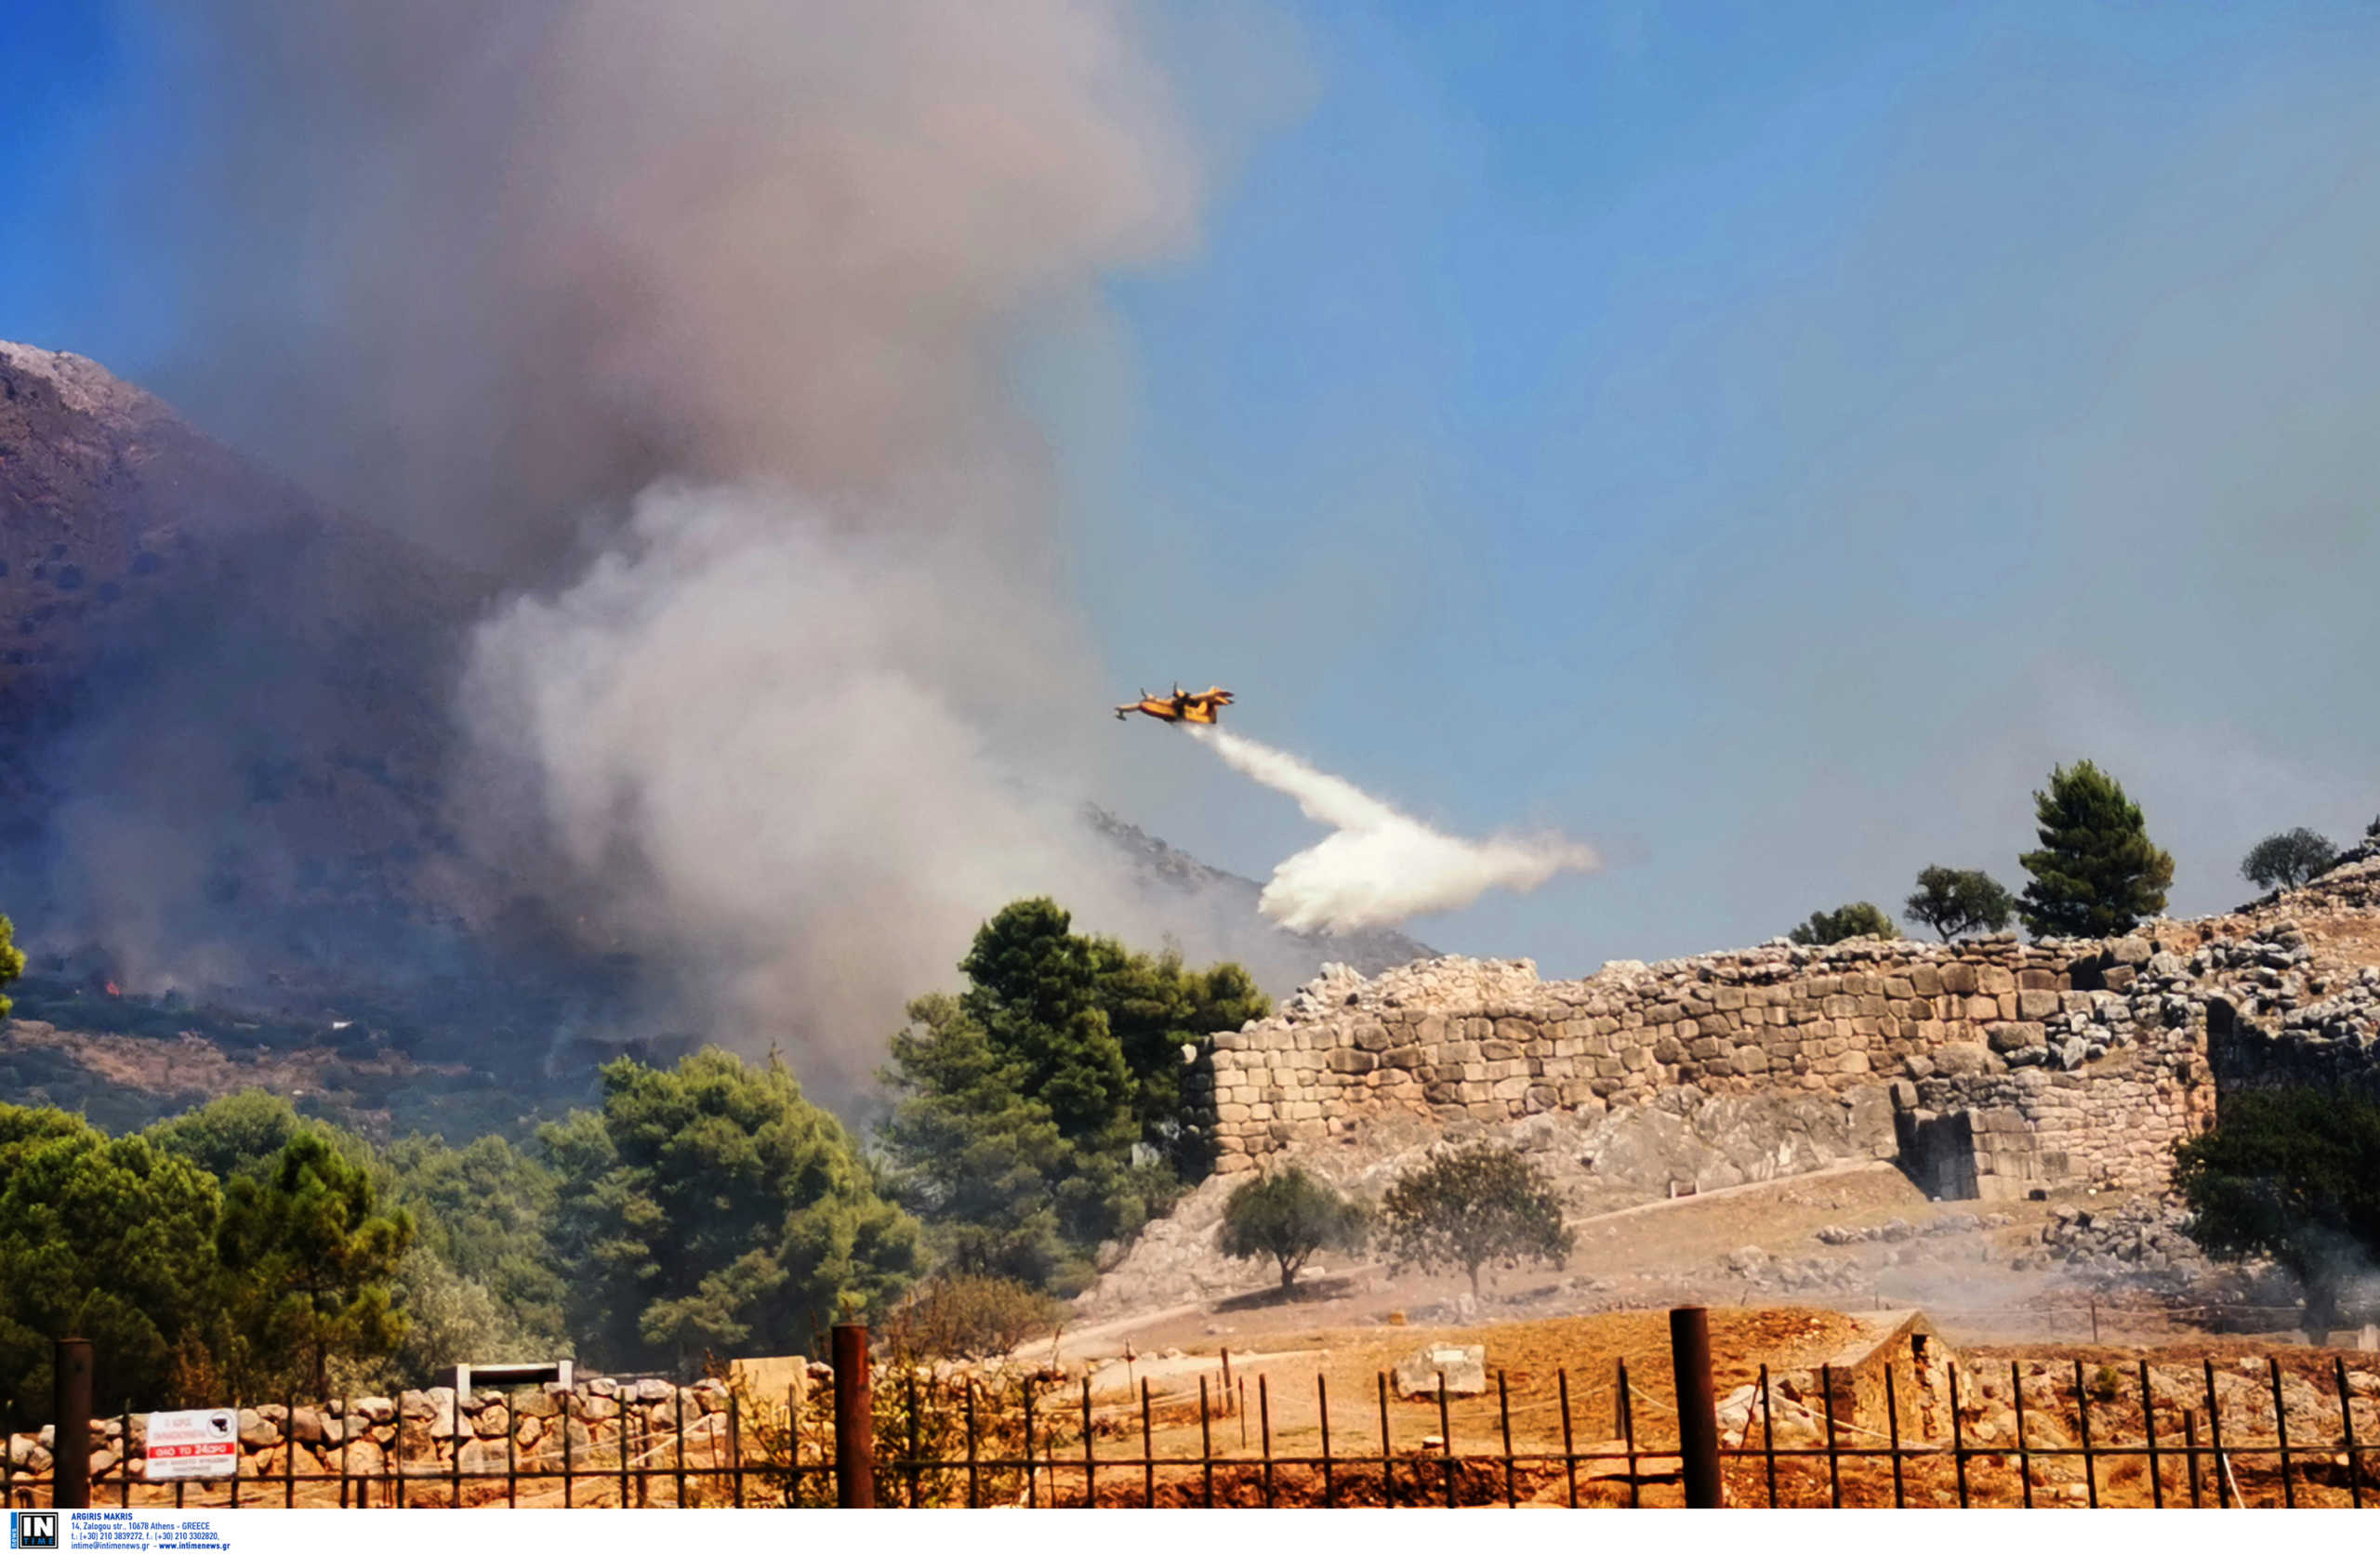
(1063, 1162, 2250, 1363)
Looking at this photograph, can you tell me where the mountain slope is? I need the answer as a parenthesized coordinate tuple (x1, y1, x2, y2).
(0, 341, 1439, 1126)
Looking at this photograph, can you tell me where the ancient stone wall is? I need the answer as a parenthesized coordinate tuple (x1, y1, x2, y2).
(1189, 933, 2215, 1193)
(1190, 876, 2380, 1205)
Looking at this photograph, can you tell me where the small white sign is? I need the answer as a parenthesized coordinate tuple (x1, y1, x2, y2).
(143, 1410, 240, 1481)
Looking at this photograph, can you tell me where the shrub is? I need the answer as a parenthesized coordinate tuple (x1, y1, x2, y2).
(1217, 1166, 1368, 1292)
(886, 1273, 1059, 1362)
(1787, 902, 1899, 946)
(1381, 1144, 1573, 1298)
(2173, 1086, 2380, 1341)
(2240, 828, 2339, 892)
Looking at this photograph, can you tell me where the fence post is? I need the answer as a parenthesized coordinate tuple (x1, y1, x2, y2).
(831, 1324, 874, 1508)
(53, 1337, 93, 1510)
(1669, 1307, 1722, 1508)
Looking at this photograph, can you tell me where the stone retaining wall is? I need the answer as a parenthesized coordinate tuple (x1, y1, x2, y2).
(3, 1378, 752, 1505)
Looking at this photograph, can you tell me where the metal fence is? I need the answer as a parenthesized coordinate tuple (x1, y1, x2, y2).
(12, 1314, 2375, 1509)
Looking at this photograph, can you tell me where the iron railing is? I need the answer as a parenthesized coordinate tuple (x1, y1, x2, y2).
(10, 1316, 2374, 1508)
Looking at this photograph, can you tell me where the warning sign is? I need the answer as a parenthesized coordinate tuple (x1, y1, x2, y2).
(143, 1411, 240, 1481)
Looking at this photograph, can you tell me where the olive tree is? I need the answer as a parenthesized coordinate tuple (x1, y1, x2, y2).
(2240, 829, 2339, 892)
(1903, 867, 2016, 942)
(1381, 1144, 1573, 1298)
(1787, 902, 1899, 946)
(1217, 1166, 1368, 1292)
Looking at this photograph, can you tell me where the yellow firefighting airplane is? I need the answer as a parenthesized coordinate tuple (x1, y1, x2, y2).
(1114, 684, 1234, 724)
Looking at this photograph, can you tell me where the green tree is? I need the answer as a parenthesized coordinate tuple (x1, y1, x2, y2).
(545, 1047, 920, 1374)
(879, 994, 1073, 1286)
(2016, 760, 2175, 938)
(216, 1133, 414, 1397)
(961, 899, 1135, 1145)
(147, 1091, 373, 1184)
(1381, 1144, 1574, 1298)
(2240, 828, 2340, 892)
(370, 1244, 553, 1392)
(1903, 867, 2016, 942)
(1787, 902, 1900, 946)
(0, 1107, 223, 1427)
(1089, 939, 1268, 1166)
(2367, 815, 2380, 840)
(377, 1134, 566, 1349)
(0, 914, 22, 1019)
(2173, 1087, 2380, 1341)
(879, 902, 1267, 1293)
(1218, 1167, 1368, 1292)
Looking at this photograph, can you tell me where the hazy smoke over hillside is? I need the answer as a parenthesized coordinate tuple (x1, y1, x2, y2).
(119, 1, 1270, 1086)
(1189, 727, 1600, 931)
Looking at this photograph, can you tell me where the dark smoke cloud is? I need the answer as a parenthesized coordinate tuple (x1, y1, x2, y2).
(133, 1, 1205, 580)
(90, 1, 1316, 1093)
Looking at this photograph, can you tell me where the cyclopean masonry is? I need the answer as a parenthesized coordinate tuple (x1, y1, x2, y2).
(1186, 842, 2380, 1204)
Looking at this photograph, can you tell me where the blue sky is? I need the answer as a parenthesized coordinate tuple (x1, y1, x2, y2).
(8, 2, 2380, 980)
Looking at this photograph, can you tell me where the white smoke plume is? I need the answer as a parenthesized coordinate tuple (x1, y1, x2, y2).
(461, 481, 1175, 1089)
(1187, 726, 1600, 932)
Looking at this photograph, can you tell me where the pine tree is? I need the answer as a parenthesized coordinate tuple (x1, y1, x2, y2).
(959, 900, 1134, 1146)
(0, 1107, 224, 1427)
(2016, 761, 2175, 938)
(545, 1048, 920, 1373)
(216, 1133, 414, 1397)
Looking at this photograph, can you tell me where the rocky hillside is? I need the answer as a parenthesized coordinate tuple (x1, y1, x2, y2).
(0, 339, 497, 973)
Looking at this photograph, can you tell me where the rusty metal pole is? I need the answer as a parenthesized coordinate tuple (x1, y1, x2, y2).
(54, 1337, 93, 1510)
(1670, 1307, 1722, 1508)
(831, 1324, 874, 1508)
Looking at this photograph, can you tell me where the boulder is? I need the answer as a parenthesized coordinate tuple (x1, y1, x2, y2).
(457, 1438, 511, 1476)
(289, 1406, 343, 1446)
(1391, 1343, 1488, 1399)
(237, 1408, 281, 1449)
(1930, 1043, 1999, 1077)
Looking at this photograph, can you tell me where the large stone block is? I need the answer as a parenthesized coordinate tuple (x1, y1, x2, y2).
(1393, 1345, 1488, 1399)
